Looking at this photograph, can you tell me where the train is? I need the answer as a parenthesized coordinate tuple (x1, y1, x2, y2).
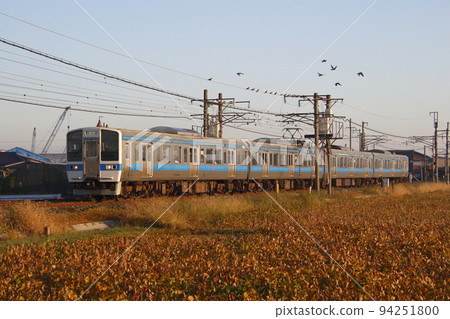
(66, 123, 409, 197)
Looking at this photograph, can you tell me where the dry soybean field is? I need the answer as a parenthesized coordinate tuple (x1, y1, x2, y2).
(0, 183, 448, 300)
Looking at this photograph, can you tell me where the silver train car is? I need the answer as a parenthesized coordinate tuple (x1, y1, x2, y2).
(66, 125, 409, 196)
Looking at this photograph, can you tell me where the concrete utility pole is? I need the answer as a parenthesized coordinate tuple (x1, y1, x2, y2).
(446, 122, 449, 184)
(349, 118, 352, 151)
(218, 93, 223, 138)
(360, 122, 368, 151)
(203, 89, 208, 137)
(326, 95, 332, 195)
(423, 145, 427, 182)
(430, 112, 438, 182)
(313, 93, 320, 192)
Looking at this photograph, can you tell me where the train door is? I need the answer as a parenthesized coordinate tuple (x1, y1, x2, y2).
(84, 139, 99, 179)
(189, 145, 199, 177)
(145, 143, 153, 177)
(227, 149, 236, 177)
(261, 151, 269, 177)
(288, 153, 294, 177)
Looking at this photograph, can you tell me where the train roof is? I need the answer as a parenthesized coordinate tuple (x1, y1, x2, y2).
(150, 126, 201, 136)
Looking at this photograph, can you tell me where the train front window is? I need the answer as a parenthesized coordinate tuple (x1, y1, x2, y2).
(85, 140, 98, 158)
(101, 130, 119, 161)
(67, 130, 82, 162)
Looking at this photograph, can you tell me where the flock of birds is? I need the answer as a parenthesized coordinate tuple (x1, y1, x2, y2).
(206, 59, 365, 95)
(317, 59, 364, 87)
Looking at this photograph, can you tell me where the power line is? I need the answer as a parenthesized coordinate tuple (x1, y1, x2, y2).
(0, 81, 198, 114)
(0, 11, 218, 83)
(0, 69, 199, 104)
(340, 102, 426, 121)
(0, 97, 190, 119)
(0, 37, 198, 101)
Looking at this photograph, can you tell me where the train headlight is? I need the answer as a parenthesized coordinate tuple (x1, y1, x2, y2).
(105, 164, 117, 170)
(70, 165, 79, 170)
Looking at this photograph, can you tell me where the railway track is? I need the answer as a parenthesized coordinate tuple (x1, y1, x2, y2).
(0, 184, 389, 209)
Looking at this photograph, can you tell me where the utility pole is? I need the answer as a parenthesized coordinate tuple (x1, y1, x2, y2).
(313, 93, 320, 192)
(326, 95, 332, 195)
(445, 122, 449, 184)
(349, 118, 352, 151)
(430, 112, 438, 182)
(289, 93, 343, 192)
(423, 145, 427, 182)
(203, 89, 208, 138)
(360, 122, 368, 151)
(218, 93, 223, 138)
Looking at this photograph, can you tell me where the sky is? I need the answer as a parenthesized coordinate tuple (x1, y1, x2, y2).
(0, 0, 449, 154)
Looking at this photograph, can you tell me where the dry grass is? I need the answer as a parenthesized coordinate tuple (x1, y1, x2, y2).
(0, 202, 72, 238)
(390, 182, 450, 196)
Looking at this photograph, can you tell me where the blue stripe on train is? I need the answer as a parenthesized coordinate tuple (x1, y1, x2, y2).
(294, 167, 313, 173)
(153, 164, 190, 171)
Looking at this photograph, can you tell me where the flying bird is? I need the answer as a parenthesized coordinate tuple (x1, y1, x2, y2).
(207, 77, 212, 81)
(357, 72, 364, 77)
(256, 89, 259, 92)
(246, 87, 250, 90)
(335, 82, 341, 86)
(264, 90, 268, 93)
(317, 72, 324, 77)
(321, 59, 327, 63)
(331, 65, 337, 71)
(251, 88, 255, 91)
(236, 72, 244, 76)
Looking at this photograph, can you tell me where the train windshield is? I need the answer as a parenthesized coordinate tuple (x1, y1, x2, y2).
(67, 130, 82, 162)
(101, 130, 119, 161)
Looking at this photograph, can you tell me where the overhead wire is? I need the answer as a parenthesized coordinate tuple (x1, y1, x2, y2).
(0, 81, 199, 114)
(0, 97, 191, 119)
(0, 37, 198, 100)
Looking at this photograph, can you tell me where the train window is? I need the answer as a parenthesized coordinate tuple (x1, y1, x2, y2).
(236, 150, 244, 165)
(173, 146, 181, 163)
(227, 150, 235, 165)
(297, 155, 303, 166)
(262, 152, 268, 165)
(193, 147, 199, 164)
(67, 130, 82, 162)
(205, 148, 214, 164)
(183, 148, 188, 163)
(274, 153, 279, 166)
(142, 145, 146, 161)
(281, 153, 287, 166)
(135, 144, 140, 162)
(147, 146, 152, 162)
(200, 149, 205, 164)
(215, 149, 222, 164)
(85, 140, 98, 158)
(223, 151, 227, 164)
(162, 145, 170, 163)
(125, 142, 130, 160)
(101, 130, 119, 161)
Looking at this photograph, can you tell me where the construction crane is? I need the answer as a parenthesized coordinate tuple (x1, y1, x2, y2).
(41, 106, 70, 155)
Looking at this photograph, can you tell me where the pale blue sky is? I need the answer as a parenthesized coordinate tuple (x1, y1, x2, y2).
(0, 1, 449, 153)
